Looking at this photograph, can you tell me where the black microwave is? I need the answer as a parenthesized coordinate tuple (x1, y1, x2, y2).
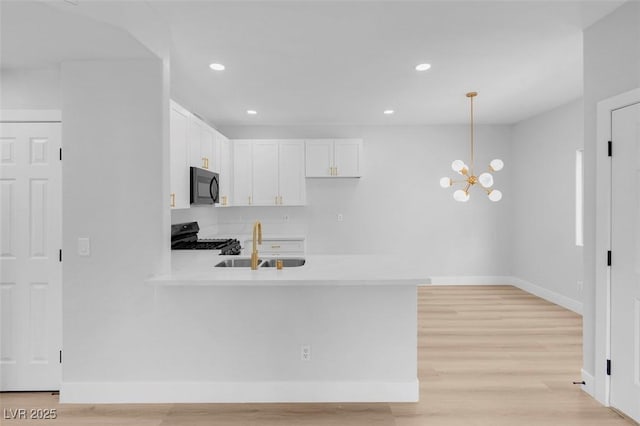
(190, 167, 219, 205)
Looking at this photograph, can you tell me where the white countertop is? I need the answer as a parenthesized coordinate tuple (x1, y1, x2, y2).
(148, 252, 431, 287)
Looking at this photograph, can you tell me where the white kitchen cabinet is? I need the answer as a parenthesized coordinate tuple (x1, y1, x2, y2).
(232, 140, 253, 206)
(169, 100, 190, 209)
(243, 237, 305, 256)
(217, 133, 231, 206)
(278, 141, 306, 205)
(189, 115, 215, 171)
(252, 140, 279, 205)
(305, 138, 362, 177)
(232, 139, 306, 206)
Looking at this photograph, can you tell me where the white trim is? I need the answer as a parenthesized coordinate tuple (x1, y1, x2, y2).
(510, 277, 583, 315)
(60, 380, 419, 404)
(595, 88, 640, 407)
(582, 368, 595, 397)
(0, 109, 61, 122)
(426, 276, 582, 314)
(427, 276, 512, 286)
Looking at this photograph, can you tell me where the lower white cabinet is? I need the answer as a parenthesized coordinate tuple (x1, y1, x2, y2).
(243, 237, 305, 257)
(232, 139, 306, 206)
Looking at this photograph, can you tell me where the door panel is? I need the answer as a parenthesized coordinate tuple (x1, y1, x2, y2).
(252, 141, 279, 205)
(334, 139, 361, 177)
(232, 141, 253, 205)
(0, 122, 61, 391)
(278, 141, 305, 205)
(305, 139, 333, 177)
(610, 102, 640, 422)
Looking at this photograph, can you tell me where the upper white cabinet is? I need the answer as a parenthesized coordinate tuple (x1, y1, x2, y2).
(278, 141, 306, 205)
(305, 139, 362, 177)
(216, 131, 231, 206)
(232, 139, 306, 206)
(169, 100, 230, 208)
(169, 100, 190, 209)
(189, 115, 217, 172)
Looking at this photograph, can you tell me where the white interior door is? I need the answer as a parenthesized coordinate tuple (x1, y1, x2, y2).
(610, 102, 640, 422)
(0, 122, 62, 391)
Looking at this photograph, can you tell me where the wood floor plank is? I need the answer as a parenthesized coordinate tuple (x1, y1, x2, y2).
(0, 285, 634, 425)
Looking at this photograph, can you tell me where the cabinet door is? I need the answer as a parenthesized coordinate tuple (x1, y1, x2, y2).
(218, 136, 231, 205)
(334, 139, 362, 177)
(252, 140, 279, 205)
(305, 139, 334, 177)
(200, 125, 214, 171)
(188, 116, 203, 168)
(233, 140, 253, 206)
(279, 140, 306, 205)
(211, 129, 223, 173)
(169, 101, 190, 209)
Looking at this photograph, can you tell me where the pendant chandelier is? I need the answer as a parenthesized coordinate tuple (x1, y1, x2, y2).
(440, 92, 503, 202)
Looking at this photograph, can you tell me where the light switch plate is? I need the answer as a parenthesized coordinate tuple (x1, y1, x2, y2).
(78, 237, 90, 256)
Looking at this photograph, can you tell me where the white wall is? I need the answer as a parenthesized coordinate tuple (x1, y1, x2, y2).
(583, 0, 640, 378)
(216, 125, 513, 278)
(60, 59, 168, 383)
(0, 68, 60, 109)
(511, 99, 584, 304)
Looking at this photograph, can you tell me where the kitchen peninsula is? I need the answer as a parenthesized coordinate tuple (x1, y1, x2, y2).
(139, 251, 429, 404)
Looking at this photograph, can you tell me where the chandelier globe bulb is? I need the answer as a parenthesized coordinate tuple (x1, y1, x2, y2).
(453, 190, 470, 202)
(440, 177, 452, 188)
(478, 172, 494, 188)
(489, 159, 504, 172)
(488, 189, 502, 202)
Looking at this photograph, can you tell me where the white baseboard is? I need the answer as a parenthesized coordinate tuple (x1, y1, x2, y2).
(427, 276, 513, 286)
(581, 369, 595, 397)
(425, 276, 583, 315)
(60, 380, 419, 404)
(510, 277, 583, 315)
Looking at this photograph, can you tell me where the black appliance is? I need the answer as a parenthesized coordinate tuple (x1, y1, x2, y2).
(190, 167, 219, 205)
(171, 222, 241, 255)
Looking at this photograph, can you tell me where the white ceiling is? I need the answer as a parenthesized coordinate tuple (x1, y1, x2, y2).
(0, 1, 155, 69)
(149, 0, 625, 126)
(0, 1, 626, 126)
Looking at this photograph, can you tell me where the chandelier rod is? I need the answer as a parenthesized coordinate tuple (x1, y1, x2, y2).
(467, 91, 477, 174)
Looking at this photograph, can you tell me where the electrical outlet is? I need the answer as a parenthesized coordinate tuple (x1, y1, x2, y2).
(301, 344, 311, 361)
(337, 213, 343, 222)
(577, 280, 583, 292)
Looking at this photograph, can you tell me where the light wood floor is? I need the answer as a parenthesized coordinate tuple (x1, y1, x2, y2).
(1, 285, 635, 425)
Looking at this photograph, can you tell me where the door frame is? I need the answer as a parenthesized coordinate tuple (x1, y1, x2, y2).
(595, 88, 640, 406)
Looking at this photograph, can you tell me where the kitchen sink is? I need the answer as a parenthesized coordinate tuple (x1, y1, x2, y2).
(261, 258, 306, 268)
(214, 258, 259, 268)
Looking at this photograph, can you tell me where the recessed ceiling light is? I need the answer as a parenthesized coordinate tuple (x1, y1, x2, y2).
(209, 63, 225, 71)
(247, 110, 257, 115)
(384, 110, 395, 115)
(415, 63, 431, 71)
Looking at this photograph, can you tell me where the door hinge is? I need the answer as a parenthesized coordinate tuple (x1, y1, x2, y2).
(607, 250, 612, 266)
(606, 359, 611, 376)
(59, 147, 62, 161)
(59, 249, 62, 262)
(59, 350, 62, 364)
(608, 140, 612, 157)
